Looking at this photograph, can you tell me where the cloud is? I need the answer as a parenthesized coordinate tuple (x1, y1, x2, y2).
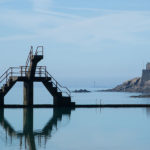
(0, 0, 11, 3)
(63, 7, 118, 13)
(35, 10, 150, 46)
(32, 0, 53, 11)
(0, 7, 150, 50)
(35, 9, 82, 19)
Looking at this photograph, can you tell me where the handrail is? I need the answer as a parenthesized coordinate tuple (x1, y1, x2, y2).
(0, 66, 71, 97)
(0, 46, 71, 97)
(0, 67, 20, 84)
(0, 68, 10, 82)
(25, 46, 43, 74)
(35, 46, 43, 56)
(25, 46, 33, 73)
(21, 66, 71, 97)
(45, 71, 71, 97)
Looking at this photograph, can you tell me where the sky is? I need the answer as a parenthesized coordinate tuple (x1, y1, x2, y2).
(0, 0, 150, 88)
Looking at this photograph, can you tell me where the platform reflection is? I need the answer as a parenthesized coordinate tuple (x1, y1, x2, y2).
(0, 108, 74, 150)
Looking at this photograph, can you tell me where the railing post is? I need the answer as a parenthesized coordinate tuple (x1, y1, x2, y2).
(39, 67, 41, 77)
(25, 67, 26, 76)
(31, 46, 33, 55)
(45, 67, 47, 77)
(56, 82, 57, 88)
(30, 51, 32, 60)
(21, 66, 22, 77)
(11, 67, 13, 77)
(6, 70, 8, 83)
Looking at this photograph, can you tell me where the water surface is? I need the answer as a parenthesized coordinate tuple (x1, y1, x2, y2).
(1, 85, 150, 150)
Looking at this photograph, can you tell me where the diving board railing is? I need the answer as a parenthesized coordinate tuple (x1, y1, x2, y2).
(0, 66, 71, 97)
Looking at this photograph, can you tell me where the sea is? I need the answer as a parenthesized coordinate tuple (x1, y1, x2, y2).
(1, 83, 150, 150)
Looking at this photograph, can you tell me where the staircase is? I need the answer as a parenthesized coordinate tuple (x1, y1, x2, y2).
(42, 72, 74, 106)
(0, 68, 19, 105)
(0, 46, 75, 106)
(0, 77, 17, 97)
(25, 46, 43, 79)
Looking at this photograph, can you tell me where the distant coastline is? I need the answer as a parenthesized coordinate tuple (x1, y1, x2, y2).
(130, 94, 150, 98)
(72, 89, 91, 93)
(101, 63, 150, 98)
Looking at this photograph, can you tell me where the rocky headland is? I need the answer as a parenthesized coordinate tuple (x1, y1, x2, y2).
(104, 63, 150, 94)
(105, 77, 150, 93)
(72, 89, 91, 93)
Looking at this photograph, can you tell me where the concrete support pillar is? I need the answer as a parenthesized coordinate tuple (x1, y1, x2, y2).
(0, 108, 4, 122)
(24, 81, 33, 106)
(23, 108, 36, 150)
(0, 96, 4, 106)
(23, 108, 33, 134)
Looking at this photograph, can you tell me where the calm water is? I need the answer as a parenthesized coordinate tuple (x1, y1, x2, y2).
(1, 84, 150, 150)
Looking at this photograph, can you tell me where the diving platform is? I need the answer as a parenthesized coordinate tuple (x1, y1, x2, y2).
(0, 46, 75, 107)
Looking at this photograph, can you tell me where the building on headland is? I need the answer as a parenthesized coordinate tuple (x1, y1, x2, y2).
(106, 62, 150, 93)
(141, 63, 150, 86)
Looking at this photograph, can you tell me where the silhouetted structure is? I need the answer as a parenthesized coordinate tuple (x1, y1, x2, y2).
(0, 108, 73, 150)
(141, 62, 150, 86)
(0, 46, 75, 106)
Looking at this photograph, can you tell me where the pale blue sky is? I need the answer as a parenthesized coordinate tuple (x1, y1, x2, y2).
(0, 0, 150, 88)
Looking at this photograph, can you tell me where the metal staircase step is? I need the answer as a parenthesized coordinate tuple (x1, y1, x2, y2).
(7, 81, 11, 87)
(10, 76, 18, 82)
(57, 92, 62, 97)
(0, 79, 17, 96)
(62, 96, 71, 102)
(47, 81, 53, 85)
(3, 84, 7, 89)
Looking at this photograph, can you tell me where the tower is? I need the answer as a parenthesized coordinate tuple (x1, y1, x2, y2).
(141, 63, 150, 86)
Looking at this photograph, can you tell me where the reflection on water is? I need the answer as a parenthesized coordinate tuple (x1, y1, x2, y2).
(0, 108, 74, 150)
(1, 107, 150, 150)
(2, 87, 150, 150)
(146, 108, 150, 117)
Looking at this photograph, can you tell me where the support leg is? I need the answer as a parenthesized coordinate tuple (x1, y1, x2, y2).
(23, 108, 33, 134)
(23, 108, 36, 150)
(0, 96, 4, 106)
(24, 81, 33, 106)
(0, 108, 4, 122)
